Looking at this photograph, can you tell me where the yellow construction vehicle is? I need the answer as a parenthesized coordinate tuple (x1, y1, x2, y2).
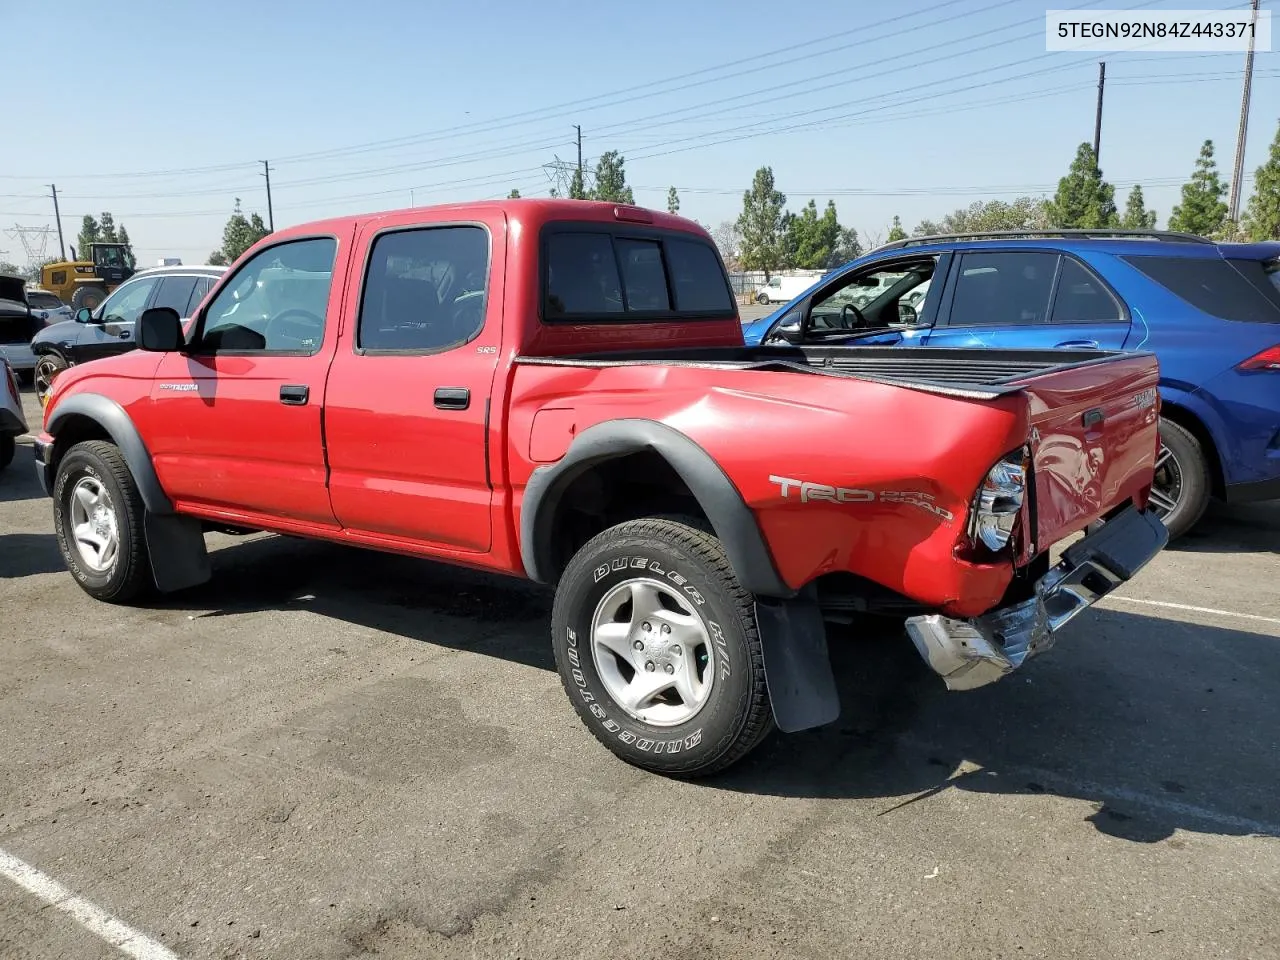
(40, 242, 137, 311)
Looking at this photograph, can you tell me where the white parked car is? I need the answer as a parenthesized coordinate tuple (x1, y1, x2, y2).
(1, 356, 27, 471)
(26, 288, 73, 326)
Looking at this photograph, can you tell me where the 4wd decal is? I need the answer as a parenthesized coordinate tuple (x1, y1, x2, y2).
(769, 474, 955, 523)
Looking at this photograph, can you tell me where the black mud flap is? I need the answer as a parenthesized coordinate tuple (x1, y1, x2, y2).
(144, 513, 211, 593)
(755, 596, 841, 733)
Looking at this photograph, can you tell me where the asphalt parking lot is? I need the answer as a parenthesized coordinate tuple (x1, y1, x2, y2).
(2, 384, 1278, 960)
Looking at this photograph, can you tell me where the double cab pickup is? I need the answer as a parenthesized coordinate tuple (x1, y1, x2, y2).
(34, 199, 1168, 775)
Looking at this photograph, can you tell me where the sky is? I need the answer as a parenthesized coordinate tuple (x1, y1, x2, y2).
(1, 0, 1277, 267)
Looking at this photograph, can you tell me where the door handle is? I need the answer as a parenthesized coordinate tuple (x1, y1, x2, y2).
(1055, 339, 1100, 349)
(434, 387, 470, 410)
(279, 384, 309, 405)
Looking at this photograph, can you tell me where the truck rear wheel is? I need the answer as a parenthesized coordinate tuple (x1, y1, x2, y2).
(551, 517, 773, 777)
(52, 440, 153, 603)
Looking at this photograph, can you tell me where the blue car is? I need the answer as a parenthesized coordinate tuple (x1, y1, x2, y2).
(742, 230, 1280, 538)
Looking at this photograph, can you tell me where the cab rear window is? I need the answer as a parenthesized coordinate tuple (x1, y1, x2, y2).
(542, 227, 734, 322)
(1123, 255, 1280, 323)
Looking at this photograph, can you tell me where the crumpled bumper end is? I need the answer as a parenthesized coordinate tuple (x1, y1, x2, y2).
(906, 506, 1167, 691)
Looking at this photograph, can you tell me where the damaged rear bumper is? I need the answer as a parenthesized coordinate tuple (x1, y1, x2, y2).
(905, 506, 1168, 691)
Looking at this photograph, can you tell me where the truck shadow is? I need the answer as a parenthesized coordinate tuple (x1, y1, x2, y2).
(155, 535, 1278, 845)
(717, 610, 1280, 844)
(1172, 499, 1280, 555)
(160, 533, 555, 672)
(0, 533, 63, 577)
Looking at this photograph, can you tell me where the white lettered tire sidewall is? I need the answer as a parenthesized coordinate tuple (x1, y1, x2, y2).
(552, 520, 768, 776)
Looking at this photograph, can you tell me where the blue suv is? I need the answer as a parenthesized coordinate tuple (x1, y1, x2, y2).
(741, 230, 1280, 538)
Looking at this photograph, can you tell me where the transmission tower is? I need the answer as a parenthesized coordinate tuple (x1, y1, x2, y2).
(541, 155, 578, 199)
(6, 224, 54, 268)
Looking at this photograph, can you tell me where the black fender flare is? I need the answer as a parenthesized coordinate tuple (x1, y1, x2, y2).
(520, 418, 794, 599)
(521, 418, 839, 733)
(46, 393, 173, 515)
(46, 393, 211, 593)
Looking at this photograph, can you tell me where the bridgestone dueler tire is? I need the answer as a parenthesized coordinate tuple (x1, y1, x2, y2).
(53, 440, 153, 603)
(552, 517, 774, 777)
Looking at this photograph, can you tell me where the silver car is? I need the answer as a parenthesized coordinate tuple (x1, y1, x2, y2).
(0, 355, 28, 471)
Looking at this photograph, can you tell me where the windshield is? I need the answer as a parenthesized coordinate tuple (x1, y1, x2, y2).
(1268, 259, 1279, 296)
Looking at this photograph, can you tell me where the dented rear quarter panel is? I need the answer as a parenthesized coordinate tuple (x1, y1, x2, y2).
(508, 361, 1035, 616)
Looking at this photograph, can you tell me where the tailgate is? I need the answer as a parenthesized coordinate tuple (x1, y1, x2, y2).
(1016, 353, 1161, 548)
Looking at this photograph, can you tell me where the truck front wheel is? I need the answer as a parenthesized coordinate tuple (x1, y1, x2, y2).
(551, 517, 774, 776)
(52, 440, 153, 603)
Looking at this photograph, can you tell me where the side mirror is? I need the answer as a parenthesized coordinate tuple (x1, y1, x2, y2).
(897, 303, 919, 325)
(75, 307, 93, 323)
(137, 307, 185, 352)
(768, 319, 802, 344)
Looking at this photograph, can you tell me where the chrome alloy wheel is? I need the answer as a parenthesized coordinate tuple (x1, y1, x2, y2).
(590, 578, 716, 727)
(68, 476, 120, 572)
(34, 356, 60, 407)
(1148, 443, 1182, 519)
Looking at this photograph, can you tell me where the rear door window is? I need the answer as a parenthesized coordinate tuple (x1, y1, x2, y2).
(947, 252, 1060, 326)
(1123, 255, 1280, 323)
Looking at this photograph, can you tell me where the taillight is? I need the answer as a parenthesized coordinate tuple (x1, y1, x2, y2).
(969, 449, 1029, 552)
(4, 365, 20, 406)
(1238, 345, 1280, 371)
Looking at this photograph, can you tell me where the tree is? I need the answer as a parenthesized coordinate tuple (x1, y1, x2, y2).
(1046, 143, 1118, 229)
(589, 151, 633, 203)
(828, 226, 862, 268)
(507, 189, 521, 199)
(0, 260, 22, 278)
(782, 199, 844, 269)
(1243, 118, 1280, 241)
(667, 186, 680, 215)
(914, 196, 1051, 236)
(710, 220, 743, 268)
(75, 215, 100, 260)
(737, 166, 787, 278)
(1120, 185, 1158, 230)
(209, 198, 270, 265)
(1168, 140, 1228, 237)
(886, 215, 907, 242)
(116, 224, 136, 268)
(568, 168, 588, 200)
(99, 212, 118, 243)
(208, 250, 229, 266)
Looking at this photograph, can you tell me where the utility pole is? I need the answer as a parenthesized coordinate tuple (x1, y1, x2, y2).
(575, 125, 583, 184)
(260, 160, 275, 232)
(1093, 62, 1106, 165)
(1228, 0, 1261, 224)
(49, 184, 65, 259)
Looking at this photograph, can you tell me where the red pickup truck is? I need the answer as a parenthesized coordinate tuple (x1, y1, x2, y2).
(34, 199, 1168, 776)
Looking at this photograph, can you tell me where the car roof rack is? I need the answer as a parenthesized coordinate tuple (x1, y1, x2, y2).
(874, 229, 1215, 252)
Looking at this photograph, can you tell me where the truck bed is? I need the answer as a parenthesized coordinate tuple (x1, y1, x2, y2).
(515, 344, 1145, 400)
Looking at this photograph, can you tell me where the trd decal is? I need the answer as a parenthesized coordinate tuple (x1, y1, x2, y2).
(769, 474, 954, 522)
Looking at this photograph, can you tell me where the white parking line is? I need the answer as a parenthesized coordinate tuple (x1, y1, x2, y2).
(0, 849, 178, 960)
(1108, 596, 1280, 627)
